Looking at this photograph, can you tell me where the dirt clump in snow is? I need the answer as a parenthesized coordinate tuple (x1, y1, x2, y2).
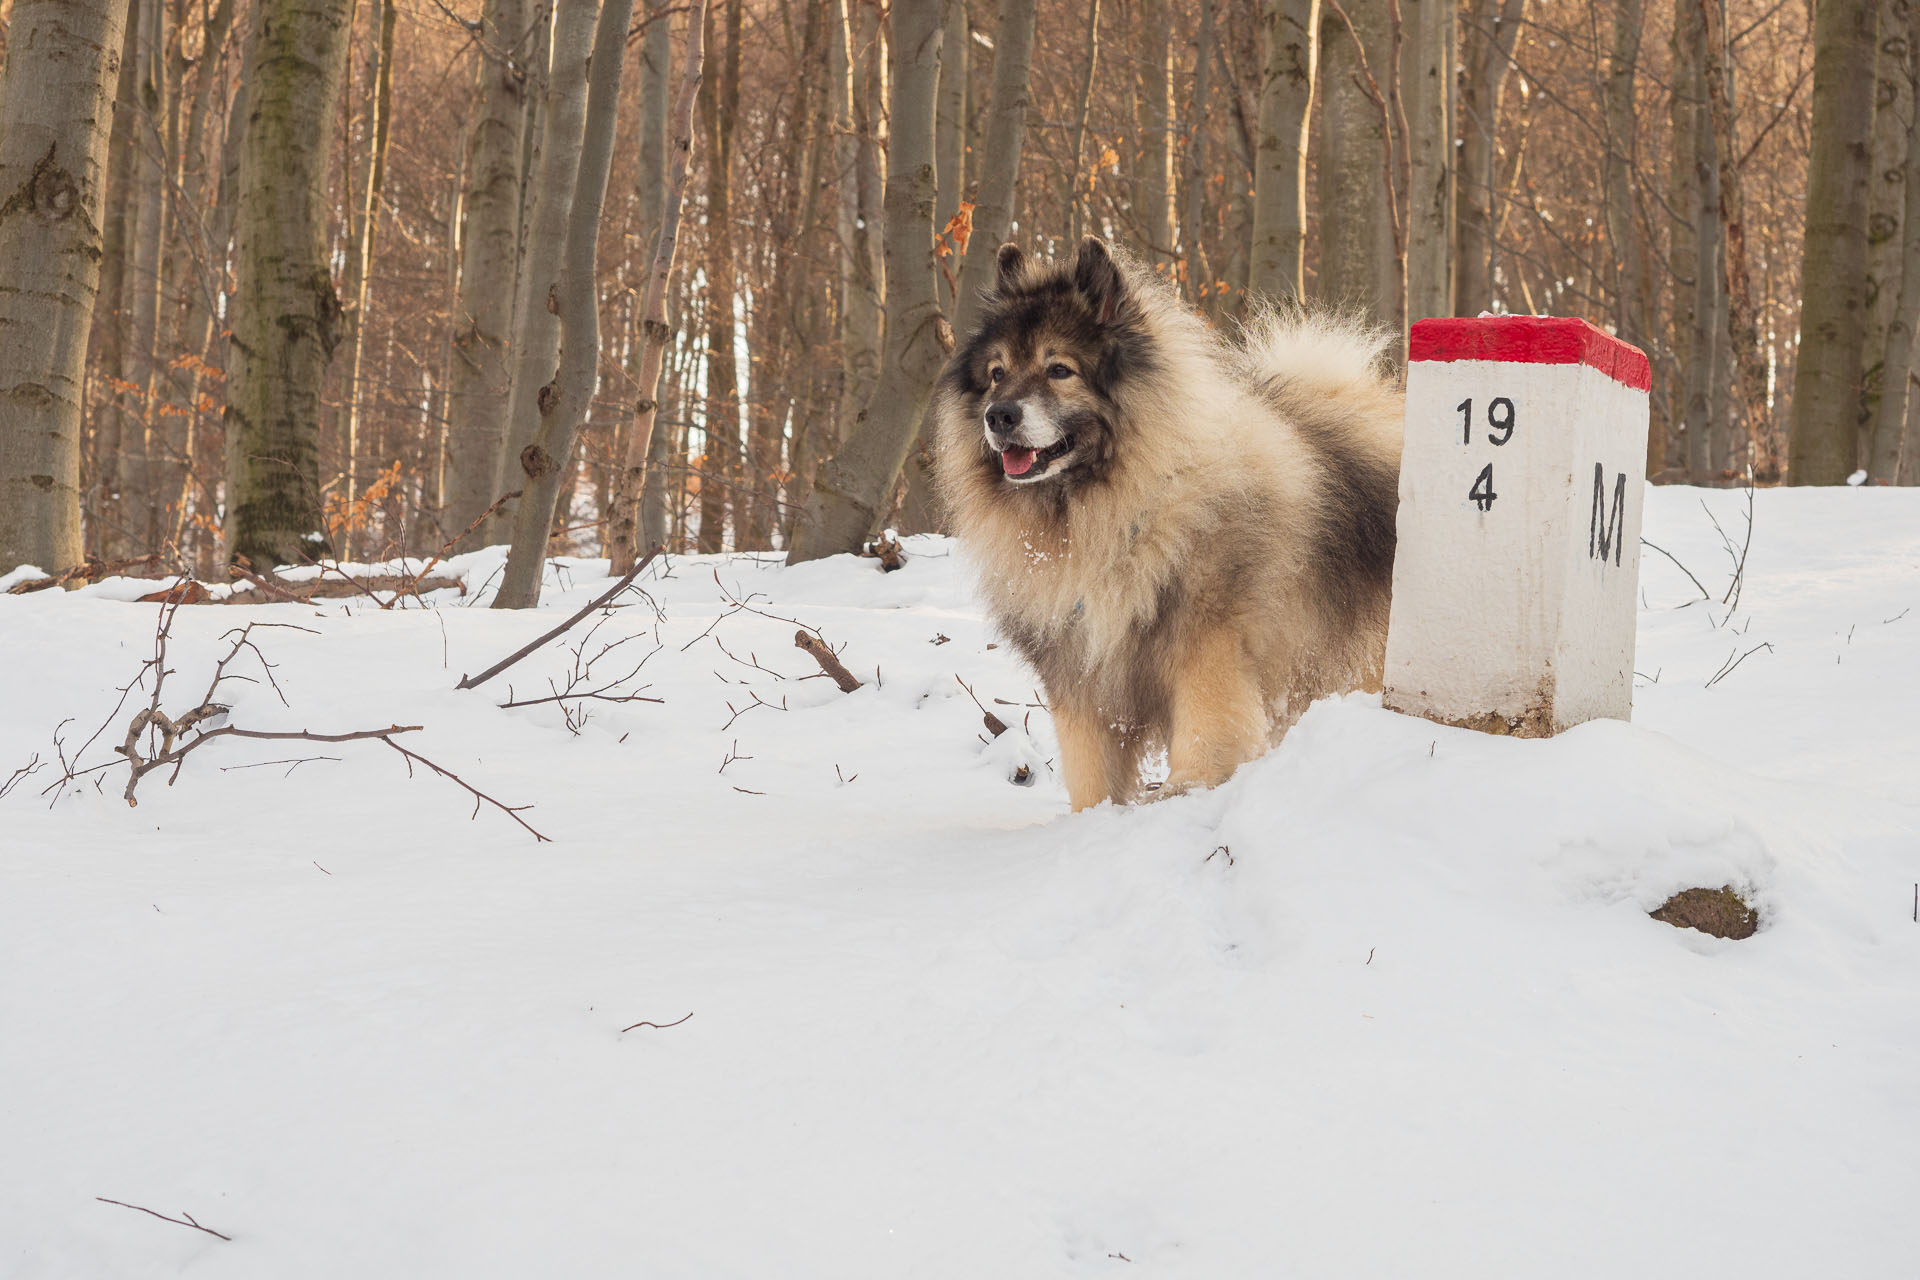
(1650, 886, 1759, 939)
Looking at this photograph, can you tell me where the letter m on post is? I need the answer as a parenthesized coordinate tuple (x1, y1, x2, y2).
(1590, 464, 1626, 566)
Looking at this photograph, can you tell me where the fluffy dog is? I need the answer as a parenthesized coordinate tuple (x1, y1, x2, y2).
(931, 238, 1404, 810)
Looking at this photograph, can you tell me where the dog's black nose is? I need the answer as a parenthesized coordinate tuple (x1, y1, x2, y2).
(984, 401, 1023, 439)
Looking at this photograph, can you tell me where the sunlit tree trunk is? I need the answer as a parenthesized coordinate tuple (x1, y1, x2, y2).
(1870, 0, 1920, 483)
(629, 0, 677, 556)
(1789, 0, 1878, 484)
(495, 0, 638, 607)
(1066, 0, 1102, 245)
(1860, 0, 1911, 472)
(1249, 0, 1315, 301)
(223, 0, 354, 568)
(91, 15, 141, 555)
(787, 0, 946, 563)
(1403, 0, 1452, 323)
(950, 0, 1037, 340)
(123, 0, 169, 551)
(1452, 0, 1524, 314)
(0, 0, 135, 573)
(833, 0, 885, 443)
(1318, 0, 1398, 328)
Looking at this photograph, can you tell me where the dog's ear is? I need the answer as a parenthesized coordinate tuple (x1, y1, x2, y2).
(994, 243, 1026, 292)
(1073, 237, 1126, 325)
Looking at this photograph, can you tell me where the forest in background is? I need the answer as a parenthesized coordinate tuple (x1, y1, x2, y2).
(0, 0, 1912, 603)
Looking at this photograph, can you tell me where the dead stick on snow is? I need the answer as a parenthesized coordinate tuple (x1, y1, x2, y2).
(95, 1197, 232, 1242)
(621, 1012, 693, 1032)
(794, 631, 862, 692)
(456, 546, 664, 691)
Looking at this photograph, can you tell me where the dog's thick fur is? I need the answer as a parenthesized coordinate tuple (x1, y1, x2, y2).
(931, 238, 1404, 810)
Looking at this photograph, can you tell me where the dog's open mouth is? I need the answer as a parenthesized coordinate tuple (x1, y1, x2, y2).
(1000, 435, 1074, 479)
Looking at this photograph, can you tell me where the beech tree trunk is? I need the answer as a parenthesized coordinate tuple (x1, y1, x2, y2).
(1701, 0, 1767, 476)
(697, 0, 742, 552)
(491, 0, 598, 545)
(0, 0, 135, 574)
(1066, 0, 1102, 245)
(936, 0, 969, 228)
(123, 0, 168, 553)
(442, 0, 532, 549)
(786, 0, 947, 563)
(1318, 0, 1399, 328)
(1452, 0, 1525, 314)
(1870, 0, 1920, 483)
(1403, 0, 1452, 323)
(1860, 0, 1911, 471)
(1249, 0, 1316, 301)
(223, 0, 354, 569)
(1789, 0, 1879, 484)
(1133, 0, 1176, 265)
(951, 0, 1038, 340)
(833, 0, 886, 444)
(495, 0, 638, 608)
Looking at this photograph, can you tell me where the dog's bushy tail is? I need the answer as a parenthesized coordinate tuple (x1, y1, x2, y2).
(1236, 306, 1396, 412)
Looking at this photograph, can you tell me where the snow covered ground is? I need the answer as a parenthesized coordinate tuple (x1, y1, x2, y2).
(3, 484, 1916, 1277)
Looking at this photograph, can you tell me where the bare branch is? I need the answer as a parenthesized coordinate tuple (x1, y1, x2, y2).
(95, 1198, 231, 1242)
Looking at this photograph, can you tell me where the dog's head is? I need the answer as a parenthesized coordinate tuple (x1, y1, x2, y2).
(939, 237, 1156, 492)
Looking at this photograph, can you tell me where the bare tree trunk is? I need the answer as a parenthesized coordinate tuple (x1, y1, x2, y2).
(625, 0, 677, 556)
(1402, 0, 1452, 322)
(786, 0, 947, 563)
(834, 0, 885, 442)
(1870, 0, 1920, 483)
(1067, 0, 1102, 245)
(1318, 0, 1399, 328)
(332, 0, 397, 559)
(223, 0, 353, 569)
(1249, 0, 1316, 300)
(91, 14, 141, 555)
(1133, 0, 1176, 266)
(443, 0, 533, 549)
(1180, 0, 1216, 303)
(607, 0, 707, 575)
(1700, 0, 1767, 476)
(1673, 0, 1725, 483)
(951, 0, 1038, 339)
(495, 0, 638, 608)
(697, 0, 742, 552)
(123, 0, 169, 552)
(492, 0, 599, 544)
(936, 0, 968, 226)
(1789, 0, 1879, 485)
(1452, 0, 1524, 314)
(1860, 0, 1911, 470)
(1603, 0, 1642, 347)
(0, 0, 134, 573)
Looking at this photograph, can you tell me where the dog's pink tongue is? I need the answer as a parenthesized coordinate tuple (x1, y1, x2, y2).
(1001, 447, 1037, 476)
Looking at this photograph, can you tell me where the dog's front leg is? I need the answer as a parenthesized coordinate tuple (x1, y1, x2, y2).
(1052, 699, 1140, 811)
(1163, 629, 1268, 796)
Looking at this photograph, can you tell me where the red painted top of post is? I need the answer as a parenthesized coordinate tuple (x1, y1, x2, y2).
(1409, 316, 1651, 393)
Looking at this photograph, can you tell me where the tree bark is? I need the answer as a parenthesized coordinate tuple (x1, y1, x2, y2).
(696, 0, 742, 552)
(1402, 0, 1452, 323)
(1870, 0, 1920, 483)
(122, 0, 168, 552)
(950, 0, 1037, 340)
(1133, 0, 1176, 265)
(833, 0, 885, 442)
(936, 0, 968, 227)
(223, 0, 354, 569)
(629, 0, 678, 555)
(1452, 0, 1525, 314)
(90, 11, 142, 556)
(786, 0, 947, 563)
(1860, 0, 1911, 471)
(1789, 0, 1879, 484)
(1249, 0, 1316, 301)
(0, 0, 135, 573)
(1066, 0, 1102, 245)
(332, 0, 397, 559)
(1700, 0, 1766, 477)
(494, 0, 638, 608)
(1318, 0, 1399, 328)
(1180, 0, 1216, 304)
(608, 0, 707, 574)
(442, 0, 533, 549)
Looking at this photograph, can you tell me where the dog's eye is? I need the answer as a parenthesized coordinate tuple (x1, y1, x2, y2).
(1047, 363, 1075, 380)
(988, 366, 1005, 385)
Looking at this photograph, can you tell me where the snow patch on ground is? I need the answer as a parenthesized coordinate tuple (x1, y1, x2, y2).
(2, 487, 1917, 1276)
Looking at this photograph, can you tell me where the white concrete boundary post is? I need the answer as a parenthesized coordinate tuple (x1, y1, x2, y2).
(1382, 317, 1652, 736)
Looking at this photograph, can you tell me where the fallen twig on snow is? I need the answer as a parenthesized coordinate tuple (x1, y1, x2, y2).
(95, 1197, 231, 1242)
(456, 545, 664, 691)
(620, 1012, 693, 1033)
(955, 674, 1008, 737)
(795, 631, 862, 692)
